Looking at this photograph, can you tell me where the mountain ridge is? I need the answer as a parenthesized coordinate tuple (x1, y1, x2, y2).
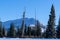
(2, 18, 45, 30)
(2, 18, 36, 28)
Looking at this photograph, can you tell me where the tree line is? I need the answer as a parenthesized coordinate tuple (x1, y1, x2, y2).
(0, 4, 60, 38)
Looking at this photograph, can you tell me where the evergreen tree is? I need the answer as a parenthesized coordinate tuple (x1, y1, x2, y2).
(42, 31, 46, 38)
(0, 20, 3, 37)
(56, 17, 60, 38)
(36, 20, 42, 37)
(45, 4, 56, 38)
(27, 25, 31, 37)
(17, 27, 22, 38)
(24, 24, 27, 36)
(2, 27, 6, 37)
(7, 23, 16, 38)
(31, 29, 35, 36)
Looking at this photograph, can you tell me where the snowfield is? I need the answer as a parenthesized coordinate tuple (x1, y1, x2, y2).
(0, 38, 60, 40)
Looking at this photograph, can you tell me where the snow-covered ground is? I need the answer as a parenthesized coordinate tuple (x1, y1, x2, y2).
(0, 38, 60, 40)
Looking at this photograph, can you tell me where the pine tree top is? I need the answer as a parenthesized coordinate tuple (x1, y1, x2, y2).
(50, 4, 55, 16)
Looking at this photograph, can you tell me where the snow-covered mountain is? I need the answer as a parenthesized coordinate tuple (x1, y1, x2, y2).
(2, 18, 45, 31)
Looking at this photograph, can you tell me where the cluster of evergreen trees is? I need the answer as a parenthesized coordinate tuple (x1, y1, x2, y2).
(0, 4, 60, 38)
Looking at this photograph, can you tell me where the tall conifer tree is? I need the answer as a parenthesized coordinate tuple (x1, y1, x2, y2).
(45, 4, 56, 38)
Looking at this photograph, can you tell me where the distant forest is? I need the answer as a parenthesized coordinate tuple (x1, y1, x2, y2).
(0, 4, 60, 38)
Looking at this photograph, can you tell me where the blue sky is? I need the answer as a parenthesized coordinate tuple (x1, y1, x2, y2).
(0, 0, 60, 25)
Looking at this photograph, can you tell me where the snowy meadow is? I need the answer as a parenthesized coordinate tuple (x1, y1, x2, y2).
(0, 38, 60, 40)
